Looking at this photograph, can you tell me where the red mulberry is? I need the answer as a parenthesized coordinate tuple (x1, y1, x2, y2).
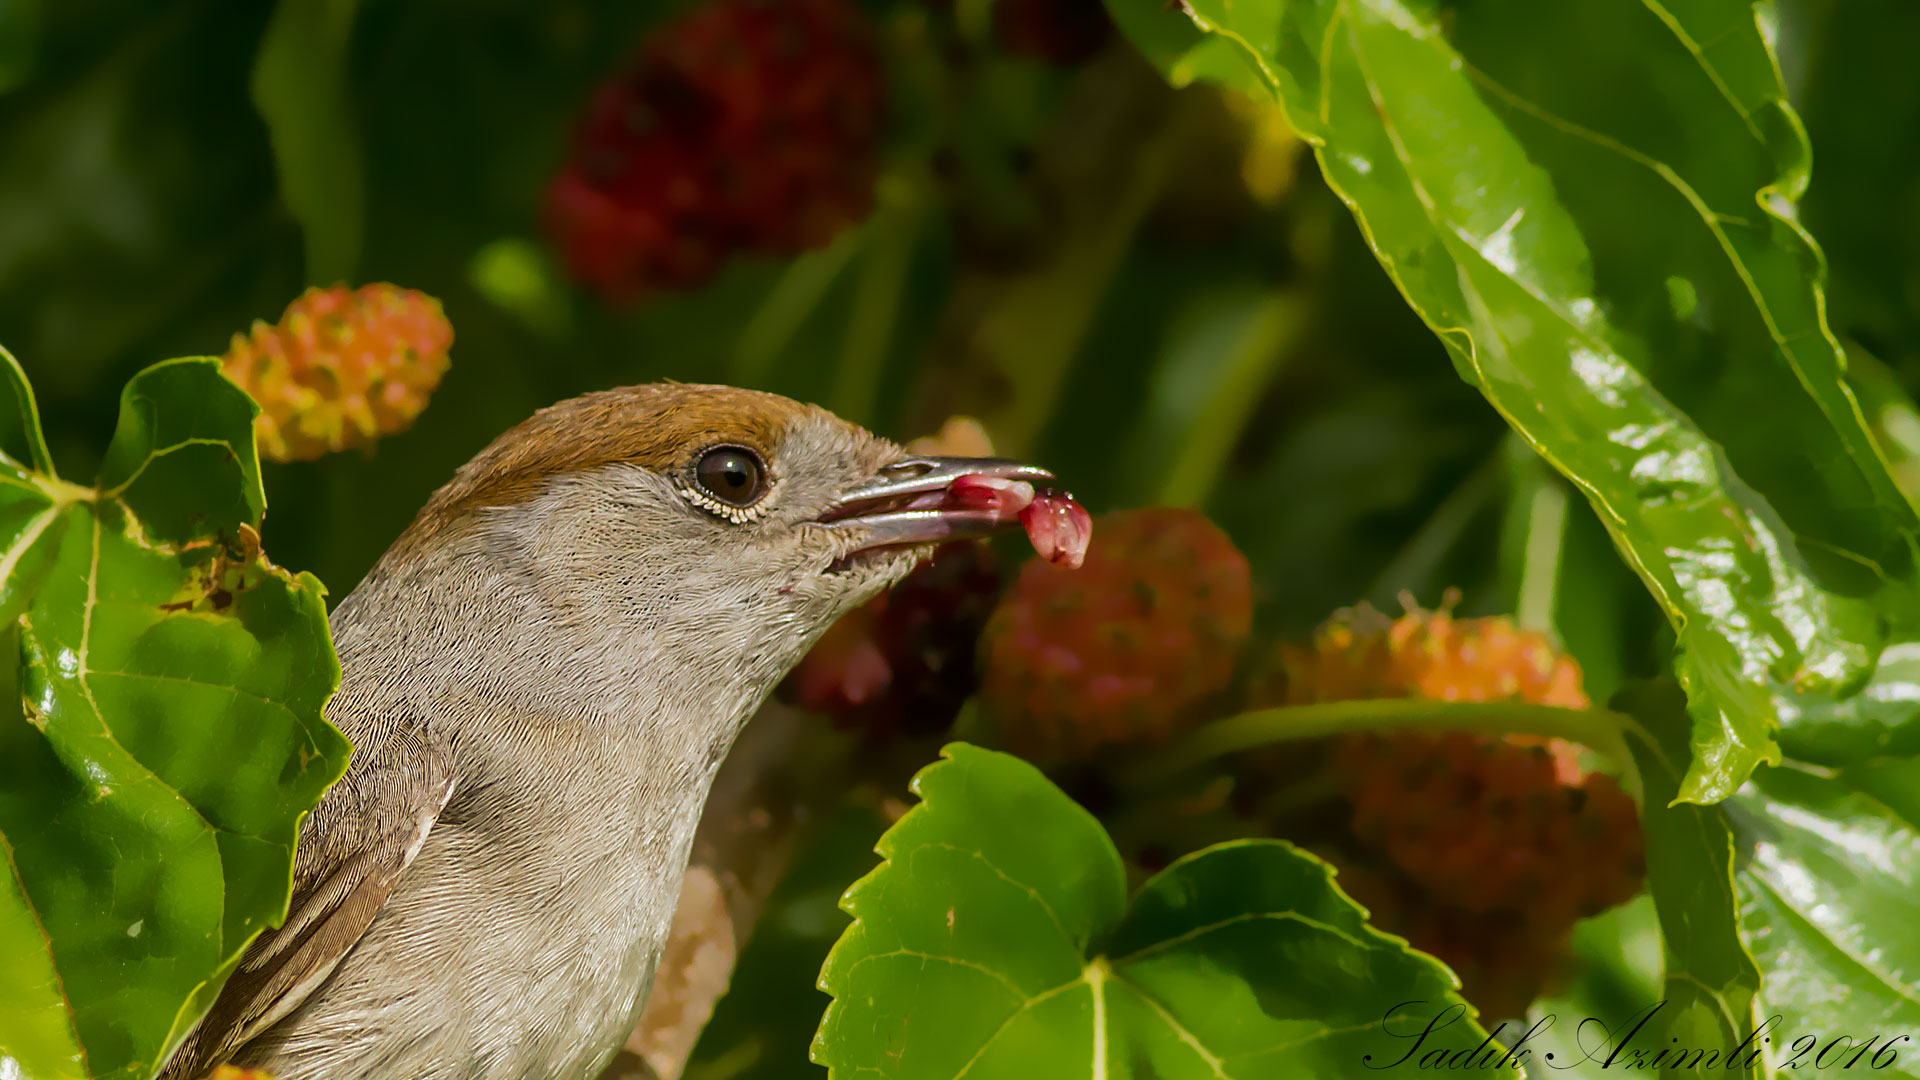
(979, 507, 1252, 763)
(546, 0, 885, 303)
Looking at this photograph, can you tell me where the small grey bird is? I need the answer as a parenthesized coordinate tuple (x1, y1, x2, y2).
(160, 384, 1061, 1080)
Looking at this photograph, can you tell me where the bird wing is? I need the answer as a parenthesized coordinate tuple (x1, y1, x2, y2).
(160, 720, 456, 1079)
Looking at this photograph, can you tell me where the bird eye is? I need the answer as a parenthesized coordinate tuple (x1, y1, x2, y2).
(694, 445, 768, 509)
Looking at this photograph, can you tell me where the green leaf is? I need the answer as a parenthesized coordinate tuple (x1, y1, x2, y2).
(1614, 680, 1765, 1079)
(1773, 640, 1920, 764)
(813, 743, 1516, 1079)
(1798, 0, 1920, 374)
(1099, 0, 1266, 98)
(0, 354, 348, 1080)
(1732, 758, 1920, 1075)
(1847, 344, 1920, 511)
(252, 0, 364, 285)
(1521, 895, 1665, 1080)
(1107, 0, 1920, 804)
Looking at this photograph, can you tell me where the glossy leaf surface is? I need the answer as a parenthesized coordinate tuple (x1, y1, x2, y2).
(1103, 0, 1920, 803)
(812, 743, 1513, 1079)
(1734, 758, 1920, 1076)
(0, 353, 347, 1080)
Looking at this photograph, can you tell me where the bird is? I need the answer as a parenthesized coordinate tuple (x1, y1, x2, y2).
(158, 382, 1066, 1080)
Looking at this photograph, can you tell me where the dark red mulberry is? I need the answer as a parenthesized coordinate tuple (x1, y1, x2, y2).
(546, 0, 886, 303)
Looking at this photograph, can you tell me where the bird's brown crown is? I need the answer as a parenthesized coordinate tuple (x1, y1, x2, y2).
(414, 383, 818, 530)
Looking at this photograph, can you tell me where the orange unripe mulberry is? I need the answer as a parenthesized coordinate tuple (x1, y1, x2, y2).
(979, 507, 1251, 763)
(1269, 596, 1645, 1018)
(222, 284, 453, 462)
(1271, 595, 1587, 710)
(1279, 599, 1642, 918)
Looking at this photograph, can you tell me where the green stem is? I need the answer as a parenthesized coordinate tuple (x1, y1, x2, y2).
(1516, 474, 1569, 633)
(1363, 447, 1504, 608)
(1154, 288, 1307, 509)
(727, 225, 867, 388)
(831, 196, 919, 428)
(1120, 700, 1641, 795)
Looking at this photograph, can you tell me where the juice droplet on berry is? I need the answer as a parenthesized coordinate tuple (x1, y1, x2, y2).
(1020, 496, 1092, 569)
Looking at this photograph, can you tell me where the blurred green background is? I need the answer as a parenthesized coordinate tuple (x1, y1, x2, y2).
(2, 0, 1916, 1073)
(0, 0, 1657, 661)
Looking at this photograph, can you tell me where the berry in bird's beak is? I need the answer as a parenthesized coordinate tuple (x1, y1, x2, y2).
(819, 456, 1091, 568)
(1019, 495, 1092, 570)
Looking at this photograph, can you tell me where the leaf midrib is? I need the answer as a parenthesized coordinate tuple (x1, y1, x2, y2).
(942, 909, 1398, 1079)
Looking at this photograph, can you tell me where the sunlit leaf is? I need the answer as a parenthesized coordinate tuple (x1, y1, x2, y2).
(0, 353, 347, 1080)
(1106, 0, 1920, 802)
(813, 743, 1515, 1079)
(1734, 758, 1920, 1076)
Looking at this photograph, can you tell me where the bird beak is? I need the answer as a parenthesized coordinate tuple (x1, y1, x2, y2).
(818, 456, 1061, 554)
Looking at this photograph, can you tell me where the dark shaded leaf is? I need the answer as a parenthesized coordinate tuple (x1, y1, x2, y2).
(1797, 0, 1920, 375)
(1614, 679, 1763, 1079)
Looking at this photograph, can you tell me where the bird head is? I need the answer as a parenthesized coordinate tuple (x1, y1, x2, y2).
(352, 383, 1061, 744)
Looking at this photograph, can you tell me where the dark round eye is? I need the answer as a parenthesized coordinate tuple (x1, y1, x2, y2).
(694, 445, 768, 509)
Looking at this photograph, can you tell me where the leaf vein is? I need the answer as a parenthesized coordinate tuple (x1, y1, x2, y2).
(842, 948, 1027, 1000)
(916, 840, 1081, 955)
(1112, 911, 1369, 966)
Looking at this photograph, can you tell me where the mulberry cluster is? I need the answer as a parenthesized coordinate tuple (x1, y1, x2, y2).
(1338, 732, 1642, 930)
(1270, 597, 1645, 1020)
(780, 541, 1003, 739)
(546, 0, 885, 303)
(220, 284, 452, 463)
(1264, 595, 1586, 709)
(978, 507, 1252, 763)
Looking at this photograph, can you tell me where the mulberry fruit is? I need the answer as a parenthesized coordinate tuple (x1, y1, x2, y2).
(1267, 594, 1587, 710)
(1338, 731, 1643, 927)
(546, 0, 885, 303)
(1267, 596, 1645, 1019)
(221, 284, 452, 463)
(979, 507, 1252, 763)
(780, 540, 1004, 739)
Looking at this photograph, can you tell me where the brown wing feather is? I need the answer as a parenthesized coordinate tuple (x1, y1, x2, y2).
(160, 721, 455, 1080)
